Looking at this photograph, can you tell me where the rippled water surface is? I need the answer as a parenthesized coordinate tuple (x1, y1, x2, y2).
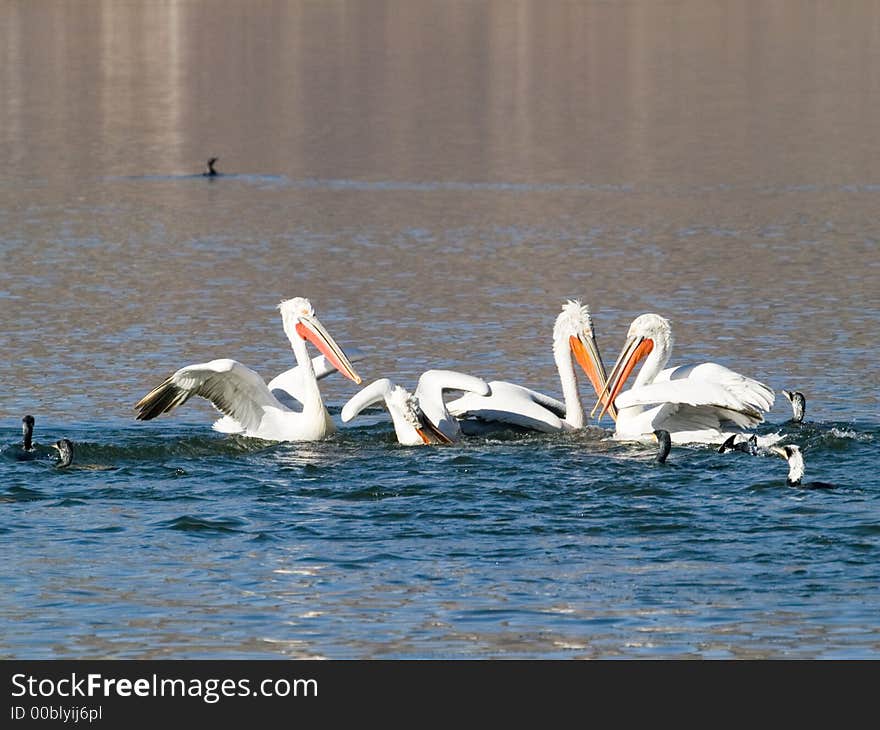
(1, 1, 878, 658)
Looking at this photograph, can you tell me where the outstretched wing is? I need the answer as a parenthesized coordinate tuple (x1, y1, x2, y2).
(135, 359, 277, 434)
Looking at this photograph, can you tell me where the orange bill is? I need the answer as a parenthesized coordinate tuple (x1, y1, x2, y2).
(570, 333, 617, 421)
(595, 336, 654, 421)
(295, 316, 362, 384)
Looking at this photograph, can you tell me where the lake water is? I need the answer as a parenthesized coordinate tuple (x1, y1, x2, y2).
(1, 0, 878, 658)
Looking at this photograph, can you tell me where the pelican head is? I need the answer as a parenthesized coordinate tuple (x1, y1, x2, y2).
(554, 300, 615, 419)
(388, 386, 452, 445)
(594, 313, 673, 420)
(770, 444, 805, 486)
(278, 298, 362, 384)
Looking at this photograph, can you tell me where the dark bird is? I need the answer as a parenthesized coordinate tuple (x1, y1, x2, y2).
(21, 415, 35, 452)
(781, 390, 806, 423)
(653, 429, 672, 463)
(8, 415, 38, 461)
(203, 157, 219, 177)
(53, 439, 74, 468)
(718, 433, 758, 455)
(769, 444, 834, 489)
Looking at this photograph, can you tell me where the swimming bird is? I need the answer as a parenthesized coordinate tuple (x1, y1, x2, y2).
(342, 370, 490, 445)
(593, 313, 774, 445)
(2, 415, 39, 461)
(203, 157, 219, 177)
(134, 297, 362, 442)
(446, 300, 613, 433)
(769, 444, 834, 489)
(21, 415, 35, 454)
(212, 348, 366, 432)
(718, 433, 759, 455)
(653, 429, 672, 463)
(781, 390, 806, 423)
(53, 439, 74, 468)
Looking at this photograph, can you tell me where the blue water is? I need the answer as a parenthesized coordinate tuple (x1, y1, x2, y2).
(2, 411, 877, 659)
(3, 0, 880, 659)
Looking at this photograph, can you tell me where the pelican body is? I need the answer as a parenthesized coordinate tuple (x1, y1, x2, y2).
(595, 313, 774, 444)
(212, 347, 366, 432)
(446, 300, 613, 433)
(135, 298, 362, 442)
(342, 370, 490, 445)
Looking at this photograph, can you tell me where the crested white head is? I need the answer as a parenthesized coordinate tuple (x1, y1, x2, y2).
(278, 297, 314, 340)
(628, 313, 673, 347)
(554, 299, 594, 342)
(387, 385, 422, 431)
(279, 296, 313, 320)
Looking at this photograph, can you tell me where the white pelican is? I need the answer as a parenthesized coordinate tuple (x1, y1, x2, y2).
(212, 347, 365, 433)
(445, 300, 614, 433)
(593, 313, 774, 444)
(341, 370, 490, 445)
(135, 297, 362, 442)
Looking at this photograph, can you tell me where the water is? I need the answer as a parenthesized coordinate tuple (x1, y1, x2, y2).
(1, 0, 878, 658)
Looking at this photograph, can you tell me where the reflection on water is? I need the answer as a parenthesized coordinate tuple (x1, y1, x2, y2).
(1, 1, 879, 658)
(4, 1, 880, 184)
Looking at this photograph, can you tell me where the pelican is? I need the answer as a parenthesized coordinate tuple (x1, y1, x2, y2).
(445, 300, 613, 433)
(212, 348, 366, 433)
(135, 297, 362, 442)
(342, 370, 490, 445)
(594, 313, 774, 444)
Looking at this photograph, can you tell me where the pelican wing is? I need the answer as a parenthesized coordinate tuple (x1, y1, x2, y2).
(648, 401, 764, 433)
(446, 381, 566, 433)
(212, 348, 367, 432)
(136, 359, 278, 433)
(616, 364, 774, 421)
